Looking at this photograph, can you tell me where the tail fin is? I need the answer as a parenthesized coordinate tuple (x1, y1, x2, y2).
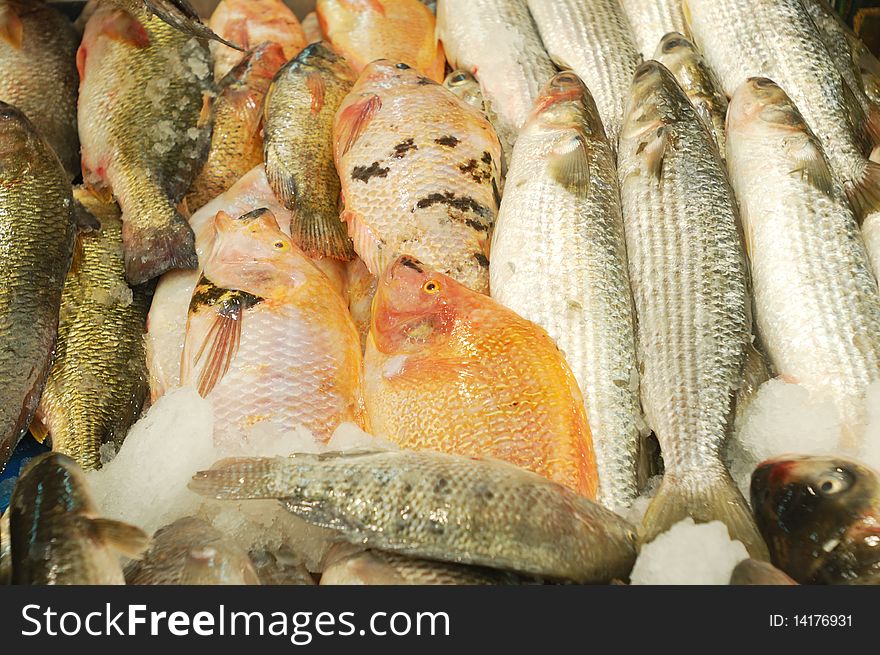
(846, 160, 880, 220)
(122, 204, 197, 285)
(639, 467, 770, 561)
(290, 208, 356, 261)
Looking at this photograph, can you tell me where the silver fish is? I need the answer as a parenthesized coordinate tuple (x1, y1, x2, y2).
(618, 0, 689, 60)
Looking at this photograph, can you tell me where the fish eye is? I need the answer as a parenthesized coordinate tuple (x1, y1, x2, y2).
(422, 280, 441, 294)
(815, 468, 853, 496)
(663, 38, 684, 52)
(752, 77, 774, 89)
(273, 240, 286, 250)
(555, 72, 578, 85)
(449, 72, 469, 85)
(396, 62, 411, 70)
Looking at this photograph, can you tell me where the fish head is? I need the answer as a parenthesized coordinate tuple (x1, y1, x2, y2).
(654, 33, 704, 87)
(443, 69, 483, 109)
(370, 255, 462, 354)
(11, 453, 92, 517)
(727, 78, 807, 136)
(297, 41, 357, 82)
(226, 41, 288, 88)
(621, 61, 679, 141)
(751, 455, 880, 583)
(359, 59, 431, 90)
(0, 102, 47, 172)
(531, 72, 601, 133)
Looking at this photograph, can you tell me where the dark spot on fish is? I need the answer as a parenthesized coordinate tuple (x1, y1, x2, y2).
(458, 157, 494, 184)
(492, 178, 501, 206)
(416, 76, 434, 85)
(415, 192, 494, 219)
(402, 482, 413, 493)
(474, 252, 489, 267)
(399, 257, 423, 272)
(435, 135, 460, 147)
(351, 161, 390, 183)
(481, 151, 492, 165)
(392, 138, 417, 158)
(189, 276, 263, 316)
(464, 218, 489, 232)
(636, 142, 647, 155)
(434, 477, 449, 493)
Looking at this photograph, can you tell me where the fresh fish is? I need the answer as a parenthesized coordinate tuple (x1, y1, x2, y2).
(0, 0, 80, 179)
(10, 453, 149, 584)
(618, 0, 688, 60)
(685, 0, 880, 221)
(78, 3, 214, 285)
(317, 0, 445, 82)
(208, 0, 307, 80)
(437, 0, 555, 161)
(345, 257, 376, 352)
(527, 0, 640, 146)
(320, 544, 525, 585)
(301, 11, 323, 44)
(125, 516, 260, 584)
(618, 62, 766, 558)
(180, 208, 363, 448)
(726, 78, 880, 445)
(364, 256, 598, 497)
(189, 449, 637, 583)
(0, 102, 75, 472)
(334, 60, 502, 294)
(490, 72, 641, 510)
(752, 455, 880, 585)
(263, 43, 356, 260)
(110, 0, 245, 51)
(654, 32, 728, 155)
(729, 558, 797, 585)
(35, 189, 151, 471)
(186, 42, 287, 212)
(249, 548, 315, 585)
(443, 69, 486, 113)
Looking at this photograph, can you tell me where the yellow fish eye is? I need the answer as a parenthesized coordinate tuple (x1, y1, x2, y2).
(422, 280, 441, 294)
(273, 240, 287, 250)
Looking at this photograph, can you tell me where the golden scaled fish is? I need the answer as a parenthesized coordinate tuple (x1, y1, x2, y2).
(317, 0, 445, 82)
(181, 208, 363, 449)
(208, 0, 307, 80)
(186, 41, 287, 212)
(78, 3, 214, 285)
(364, 256, 598, 498)
(10, 453, 149, 585)
(263, 42, 356, 260)
(334, 60, 502, 294)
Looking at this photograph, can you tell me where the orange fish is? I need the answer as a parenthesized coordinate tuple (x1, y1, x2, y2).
(317, 0, 446, 81)
(364, 256, 598, 498)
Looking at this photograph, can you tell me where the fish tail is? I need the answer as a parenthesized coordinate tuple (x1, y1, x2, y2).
(846, 159, 880, 220)
(121, 202, 197, 286)
(188, 456, 289, 500)
(639, 465, 769, 561)
(291, 210, 356, 262)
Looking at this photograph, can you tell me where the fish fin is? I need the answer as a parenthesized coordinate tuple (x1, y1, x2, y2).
(290, 208, 356, 261)
(342, 209, 387, 276)
(142, 0, 246, 51)
(73, 199, 102, 233)
(103, 12, 151, 48)
(642, 127, 668, 181)
(785, 135, 835, 196)
(0, 5, 23, 49)
(188, 457, 284, 499)
(76, 44, 87, 80)
(29, 412, 49, 445)
(121, 205, 197, 285)
(335, 94, 381, 158)
(846, 160, 880, 220)
(864, 101, 880, 146)
(306, 71, 326, 115)
(85, 517, 150, 559)
(639, 467, 770, 561)
(548, 131, 590, 197)
(197, 91, 212, 129)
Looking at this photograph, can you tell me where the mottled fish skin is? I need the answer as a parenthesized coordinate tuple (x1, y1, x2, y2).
(685, 0, 880, 222)
(78, 3, 215, 285)
(437, 0, 555, 162)
(320, 544, 526, 585)
(654, 32, 728, 156)
(36, 189, 151, 471)
(364, 256, 598, 497)
(263, 42, 356, 260)
(10, 453, 149, 584)
(527, 0, 640, 147)
(125, 516, 261, 585)
(726, 78, 880, 445)
(618, 0, 688, 60)
(490, 72, 641, 510)
(0, 102, 75, 472)
(618, 62, 766, 559)
(189, 450, 637, 583)
(186, 41, 287, 212)
(752, 456, 880, 585)
(0, 0, 80, 179)
(334, 60, 502, 294)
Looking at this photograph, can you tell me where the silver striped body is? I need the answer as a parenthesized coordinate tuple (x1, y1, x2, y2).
(618, 0, 688, 59)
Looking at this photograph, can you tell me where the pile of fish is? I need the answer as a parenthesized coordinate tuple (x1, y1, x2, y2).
(0, 0, 878, 586)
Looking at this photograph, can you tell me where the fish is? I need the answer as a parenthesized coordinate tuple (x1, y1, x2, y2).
(526, 0, 640, 147)
(0, 0, 80, 179)
(729, 558, 797, 585)
(316, 0, 445, 82)
(345, 257, 376, 352)
(207, 0, 307, 80)
(654, 32, 728, 155)
(109, 0, 245, 51)
(125, 516, 261, 584)
(437, 0, 555, 162)
(263, 42, 356, 260)
(320, 543, 526, 585)
(333, 60, 502, 294)
(186, 41, 287, 212)
(0, 510, 9, 585)
(10, 452, 149, 584)
(249, 548, 315, 585)
(364, 256, 598, 497)
(726, 78, 880, 446)
(180, 207, 363, 448)
(301, 11, 323, 44)
(684, 0, 880, 222)
(443, 69, 486, 115)
(35, 189, 151, 471)
(78, 3, 215, 285)
(617, 62, 766, 559)
(0, 102, 75, 472)
(189, 449, 637, 583)
(489, 72, 641, 510)
(752, 455, 880, 585)
(618, 0, 689, 60)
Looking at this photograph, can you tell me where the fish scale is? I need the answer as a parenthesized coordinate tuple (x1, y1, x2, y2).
(618, 0, 688, 60)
